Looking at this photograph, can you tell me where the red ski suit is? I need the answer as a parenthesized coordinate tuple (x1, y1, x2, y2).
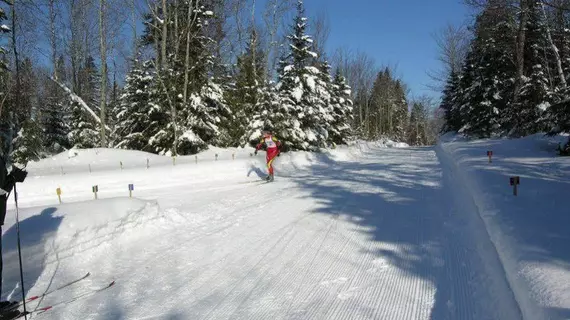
(256, 134, 281, 175)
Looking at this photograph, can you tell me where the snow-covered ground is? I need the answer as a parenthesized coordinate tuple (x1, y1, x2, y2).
(439, 133, 570, 320)
(0, 136, 567, 319)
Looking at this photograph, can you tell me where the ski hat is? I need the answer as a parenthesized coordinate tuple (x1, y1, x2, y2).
(262, 125, 272, 133)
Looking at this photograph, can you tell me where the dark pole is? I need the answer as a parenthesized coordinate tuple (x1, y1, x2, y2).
(13, 184, 26, 319)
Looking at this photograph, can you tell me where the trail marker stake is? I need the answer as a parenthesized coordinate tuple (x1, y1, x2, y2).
(146, 158, 149, 169)
(56, 188, 62, 204)
(232, 153, 235, 160)
(510, 176, 520, 196)
(92, 185, 99, 199)
(120, 161, 123, 170)
(128, 184, 134, 198)
(487, 150, 493, 163)
(173, 157, 176, 166)
(89, 164, 92, 173)
(215, 154, 218, 161)
(195, 155, 198, 164)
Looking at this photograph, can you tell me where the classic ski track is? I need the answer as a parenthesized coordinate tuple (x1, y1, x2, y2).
(195, 214, 326, 319)
(225, 216, 343, 320)
(122, 182, 300, 284)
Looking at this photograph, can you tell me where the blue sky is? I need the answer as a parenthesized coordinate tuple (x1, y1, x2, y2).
(288, 0, 471, 100)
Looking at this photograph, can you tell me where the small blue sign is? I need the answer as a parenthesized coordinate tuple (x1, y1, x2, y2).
(129, 184, 134, 191)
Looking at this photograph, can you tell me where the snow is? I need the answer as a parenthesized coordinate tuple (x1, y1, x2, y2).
(291, 85, 303, 102)
(4, 135, 569, 319)
(305, 75, 316, 91)
(204, 10, 214, 16)
(537, 102, 550, 111)
(438, 133, 570, 320)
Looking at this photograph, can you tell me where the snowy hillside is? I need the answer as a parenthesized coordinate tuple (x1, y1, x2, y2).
(1, 136, 568, 319)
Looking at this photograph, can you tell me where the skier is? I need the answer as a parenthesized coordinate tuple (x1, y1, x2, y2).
(0, 153, 27, 319)
(254, 127, 282, 182)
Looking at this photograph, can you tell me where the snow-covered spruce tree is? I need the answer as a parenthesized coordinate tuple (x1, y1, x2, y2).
(276, 0, 330, 150)
(68, 57, 100, 149)
(242, 81, 283, 148)
(115, 60, 155, 151)
(140, 2, 231, 155)
(515, 0, 555, 136)
(440, 70, 462, 133)
(408, 102, 428, 146)
(328, 68, 353, 145)
(227, 29, 266, 146)
(392, 80, 409, 141)
(459, 3, 516, 138)
(42, 56, 71, 152)
(10, 58, 45, 163)
(10, 118, 43, 165)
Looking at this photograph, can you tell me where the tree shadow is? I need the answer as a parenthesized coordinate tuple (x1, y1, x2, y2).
(289, 146, 520, 319)
(1, 207, 63, 300)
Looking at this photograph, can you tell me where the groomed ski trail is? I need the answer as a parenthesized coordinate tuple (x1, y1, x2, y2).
(3, 145, 523, 319)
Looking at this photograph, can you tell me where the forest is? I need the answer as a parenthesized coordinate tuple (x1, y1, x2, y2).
(439, 0, 570, 154)
(0, 0, 437, 165)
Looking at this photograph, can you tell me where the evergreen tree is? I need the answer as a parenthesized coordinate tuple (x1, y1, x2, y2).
(440, 70, 462, 133)
(116, 60, 155, 151)
(276, 0, 330, 150)
(408, 102, 428, 146)
(10, 118, 43, 165)
(328, 69, 353, 145)
(227, 30, 266, 146)
(242, 82, 283, 147)
(392, 80, 409, 141)
(516, 0, 554, 136)
(42, 56, 71, 152)
(458, 3, 516, 138)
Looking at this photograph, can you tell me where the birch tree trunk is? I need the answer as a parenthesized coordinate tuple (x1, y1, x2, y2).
(514, 0, 529, 104)
(183, 0, 193, 103)
(161, 0, 168, 70)
(541, 0, 567, 88)
(49, 0, 58, 80)
(99, 0, 108, 146)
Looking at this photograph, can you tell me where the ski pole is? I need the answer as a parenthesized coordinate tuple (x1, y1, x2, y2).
(13, 184, 27, 320)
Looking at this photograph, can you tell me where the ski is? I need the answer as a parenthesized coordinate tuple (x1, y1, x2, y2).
(27, 280, 116, 317)
(26, 272, 91, 303)
(0, 272, 91, 314)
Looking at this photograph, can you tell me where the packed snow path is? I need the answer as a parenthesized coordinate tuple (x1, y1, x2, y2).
(2, 145, 524, 319)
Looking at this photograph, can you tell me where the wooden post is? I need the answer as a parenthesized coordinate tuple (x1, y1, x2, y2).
(510, 176, 520, 196)
(195, 155, 198, 164)
(92, 185, 99, 199)
(487, 150, 493, 163)
(120, 161, 123, 170)
(56, 188, 62, 204)
(232, 153, 235, 160)
(215, 154, 218, 161)
(146, 158, 149, 169)
(173, 157, 176, 166)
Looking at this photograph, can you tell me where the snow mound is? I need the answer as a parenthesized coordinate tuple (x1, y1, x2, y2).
(1, 198, 162, 304)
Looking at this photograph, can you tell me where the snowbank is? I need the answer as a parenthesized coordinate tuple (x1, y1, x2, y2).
(25, 139, 409, 177)
(1, 198, 162, 303)
(437, 133, 570, 320)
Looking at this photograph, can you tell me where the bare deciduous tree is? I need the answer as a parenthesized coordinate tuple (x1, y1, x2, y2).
(427, 23, 470, 92)
(310, 10, 330, 61)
